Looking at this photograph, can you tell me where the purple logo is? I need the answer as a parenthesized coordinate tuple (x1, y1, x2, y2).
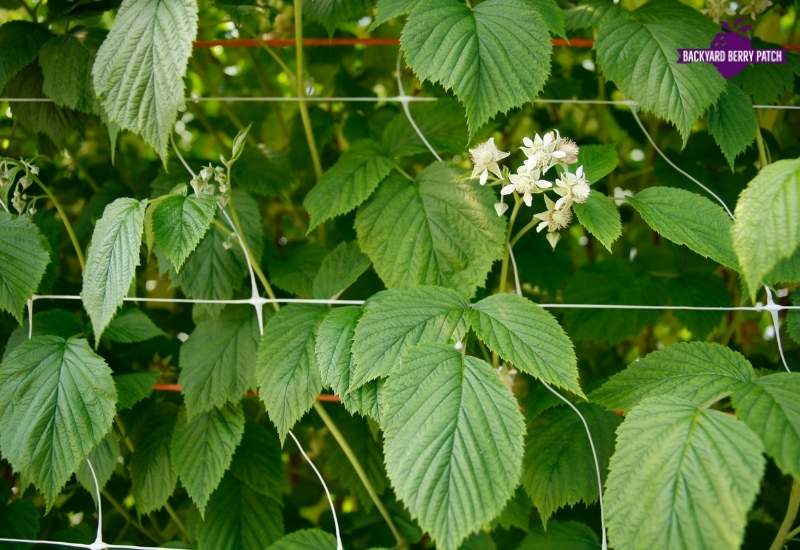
(677, 19, 786, 79)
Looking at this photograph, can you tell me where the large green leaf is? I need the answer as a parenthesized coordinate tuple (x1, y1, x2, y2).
(732, 158, 800, 299)
(257, 305, 327, 442)
(152, 193, 218, 271)
(0, 336, 116, 507)
(401, 0, 551, 135)
(468, 293, 583, 397)
(351, 287, 468, 390)
(707, 83, 757, 170)
(732, 373, 800, 478)
(129, 401, 178, 514)
(230, 423, 284, 502)
(38, 35, 96, 113)
(521, 404, 619, 525)
(304, 140, 394, 231)
(627, 187, 738, 270)
(0, 213, 50, 322)
(103, 307, 165, 343)
(591, 342, 754, 411)
(82, 197, 147, 342)
(383, 344, 525, 550)
(373, 0, 421, 27)
(171, 403, 245, 515)
(572, 190, 621, 252)
(576, 143, 618, 182)
(595, 0, 725, 141)
(76, 432, 120, 503)
(517, 520, 600, 550)
(267, 529, 337, 549)
(356, 164, 504, 297)
(312, 241, 370, 299)
(268, 243, 326, 298)
(0, 21, 51, 91)
(305, 0, 373, 30)
(381, 99, 468, 158)
(179, 307, 260, 417)
(605, 396, 764, 550)
(92, 0, 198, 157)
(115, 371, 159, 410)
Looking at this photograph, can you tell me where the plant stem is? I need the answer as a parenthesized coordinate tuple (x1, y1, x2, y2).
(164, 502, 190, 541)
(101, 489, 161, 544)
(313, 401, 408, 549)
(293, 0, 323, 180)
(770, 480, 800, 550)
(498, 197, 522, 294)
(756, 126, 771, 169)
(33, 176, 85, 270)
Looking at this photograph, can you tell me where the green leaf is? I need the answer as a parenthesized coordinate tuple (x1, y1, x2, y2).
(76, 432, 120, 503)
(576, 143, 618, 182)
(522, 404, 619, 525)
(565, 0, 616, 31)
(304, 140, 394, 232)
(605, 396, 764, 550)
(3, 309, 83, 360)
(707, 83, 757, 170)
(114, 372, 159, 410)
(373, 0, 421, 28)
(267, 529, 337, 549)
(305, 0, 373, 31)
(591, 342, 754, 411)
(0, 212, 50, 322)
(732, 373, 800, 478)
(732, 158, 800, 299)
(103, 308, 165, 343)
(383, 344, 525, 550)
(628, 186, 738, 270)
(312, 241, 371, 299)
(0, 21, 51, 91)
(595, 0, 725, 141)
(572, 190, 621, 252)
(38, 35, 96, 113)
(179, 307, 259, 417)
(517, 520, 600, 550)
(92, 0, 198, 158)
(0, 336, 116, 507)
(401, 0, 551, 135)
(526, 0, 565, 38)
(381, 99, 468, 158)
(230, 423, 284, 501)
(257, 305, 327, 441)
(0, 496, 40, 550)
(129, 401, 178, 514)
(732, 46, 797, 105)
(663, 273, 729, 338)
(356, 164, 505, 296)
(171, 403, 245, 515)
(198, 473, 283, 550)
(152, 193, 218, 271)
(268, 243, 327, 298)
(351, 287, 468, 390)
(82, 197, 147, 342)
(469, 293, 583, 397)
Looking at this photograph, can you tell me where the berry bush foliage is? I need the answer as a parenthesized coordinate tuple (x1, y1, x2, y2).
(0, 0, 800, 548)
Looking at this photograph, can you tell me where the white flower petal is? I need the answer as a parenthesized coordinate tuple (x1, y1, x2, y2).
(501, 184, 516, 196)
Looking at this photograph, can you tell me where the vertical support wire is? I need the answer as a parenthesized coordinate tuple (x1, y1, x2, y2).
(395, 53, 442, 162)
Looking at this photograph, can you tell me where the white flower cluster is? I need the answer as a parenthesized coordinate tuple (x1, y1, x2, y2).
(469, 132, 590, 249)
(190, 163, 228, 200)
(0, 158, 40, 216)
(702, 0, 771, 22)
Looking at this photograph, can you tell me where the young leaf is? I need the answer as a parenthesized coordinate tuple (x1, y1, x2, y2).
(103, 308, 165, 343)
(732, 373, 800, 478)
(605, 396, 764, 550)
(572, 190, 621, 252)
(114, 371, 159, 410)
(576, 143, 618, 182)
(517, 520, 600, 550)
(469, 293, 584, 397)
(92, 0, 198, 158)
(267, 529, 337, 549)
(257, 305, 327, 442)
(129, 400, 179, 514)
(38, 35, 96, 113)
(0, 212, 50, 322)
(0, 336, 116, 507)
(351, 287, 469, 390)
(179, 307, 260, 417)
(401, 0, 551, 135)
(356, 164, 505, 297)
(303, 140, 394, 231)
(312, 241, 370, 299)
(732, 158, 800, 299)
(82, 197, 147, 342)
(171, 403, 245, 516)
(152, 193, 218, 271)
(0, 21, 51, 91)
(707, 83, 757, 170)
(383, 344, 525, 550)
(591, 342, 754, 411)
(627, 186, 739, 270)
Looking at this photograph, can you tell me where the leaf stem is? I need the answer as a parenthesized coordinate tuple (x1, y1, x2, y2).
(164, 502, 190, 541)
(101, 489, 161, 544)
(33, 175, 85, 270)
(769, 479, 800, 550)
(755, 126, 771, 169)
(498, 197, 522, 294)
(313, 401, 408, 549)
(294, 0, 323, 181)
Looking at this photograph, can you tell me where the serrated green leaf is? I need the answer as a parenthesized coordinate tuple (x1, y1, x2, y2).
(39, 35, 96, 113)
(469, 293, 583, 397)
(171, 403, 245, 515)
(522, 404, 619, 525)
(576, 143, 618, 182)
(3, 309, 83, 360)
(82, 197, 147, 342)
(517, 520, 599, 550)
(491, 487, 530, 531)
(305, 0, 373, 31)
(573, 190, 621, 252)
(179, 307, 259, 417)
(351, 287, 468, 390)
(130, 400, 178, 514)
(663, 273, 729, 338)
(732, 373, 800, 478)
(591, 342, 754, 411)
(381, 99, 468, 158)
(152, 193, 218, 271)
(0, 336, 116, 507)
(114, 371, 159, 410)
(92, 0, 198, 158)
(628, 186, 738, 270)
(526, 0, 565, 38)
(401, 0, 551, 135)
(732, 46, 797, 105)
(257, 306, 327, 442)
(605, 396, 764, 550)
(103, 307, 165, 343)
(304, 141, 394, 232)
(0, 21, 51, 91)
(595, 0, 725, 141)
(707, 83, 757, 170)
(356, 164, 505, 297)
(0, 497, 40, 549)
(0, 212, 50, 322)
(564, 0, 616, 31)
(373, 0, 420, 28)
(76, 432, 120, 504)
(267, 529, 337, 549)
(312, 241, 370, 299)
(268, 243, 326, 298)
(732, 158, 800, 299)
(230, 423, 284, 501)
(383, 344, 525, 550)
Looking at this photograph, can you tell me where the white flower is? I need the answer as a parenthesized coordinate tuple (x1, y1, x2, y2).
(534, 195, 572, 234)
(521, 130, 579, 171)
(554, 135, 579, 165)
(739, 0, 772, 19)
(702, 0, 734, 21)
(501, 164, 552, 207)
(613, 186, 633, 206)
(554, 166, 591, 209)
(469, 137, 509, 185)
